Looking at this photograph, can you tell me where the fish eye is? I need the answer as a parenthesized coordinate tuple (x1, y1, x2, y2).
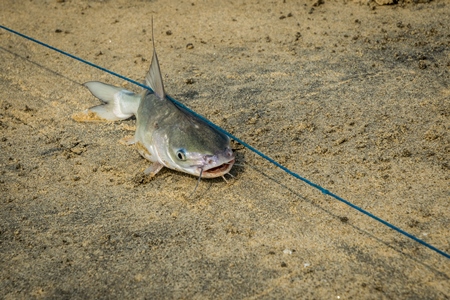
(176, 149, 186, 161)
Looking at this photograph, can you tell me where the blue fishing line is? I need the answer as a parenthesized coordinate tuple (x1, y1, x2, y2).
(1, 24, 449, 260)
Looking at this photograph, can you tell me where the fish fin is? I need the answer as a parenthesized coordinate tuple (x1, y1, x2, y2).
(84, 81, 125, 103)
(73, 81, 140, 122)
(144, 162, 164, 177)
(144, 20, 166, 99)
(119, 136, 137, 145)
(72, 108, 116, 122)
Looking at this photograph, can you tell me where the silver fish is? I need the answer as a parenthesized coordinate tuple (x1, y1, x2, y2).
(73, 30, 235, 179)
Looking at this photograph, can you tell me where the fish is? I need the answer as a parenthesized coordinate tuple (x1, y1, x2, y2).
(72, 26, 235, 180)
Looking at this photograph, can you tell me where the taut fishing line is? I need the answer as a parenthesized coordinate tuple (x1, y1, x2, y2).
(1, 24, 448, 260)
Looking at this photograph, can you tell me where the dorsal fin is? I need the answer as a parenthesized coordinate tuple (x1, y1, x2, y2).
(145, 18, 166, 100)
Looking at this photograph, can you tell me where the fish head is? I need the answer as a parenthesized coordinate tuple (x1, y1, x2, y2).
(162, 121, 235, 178)
(142, 24, 235, 179)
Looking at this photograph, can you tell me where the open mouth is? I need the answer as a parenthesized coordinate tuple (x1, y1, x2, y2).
(203, 159, 235, 178)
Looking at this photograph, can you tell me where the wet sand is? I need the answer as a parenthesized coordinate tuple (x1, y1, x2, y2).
(1, 0, 449, 298)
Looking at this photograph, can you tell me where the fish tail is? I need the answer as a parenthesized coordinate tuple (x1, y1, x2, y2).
(73, 81, 140, 122)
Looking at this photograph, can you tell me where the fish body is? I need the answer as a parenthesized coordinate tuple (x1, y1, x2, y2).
(73, 32, 235, 178)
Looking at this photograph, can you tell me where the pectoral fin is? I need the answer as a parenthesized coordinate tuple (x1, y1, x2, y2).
(144, 162, 164, 177)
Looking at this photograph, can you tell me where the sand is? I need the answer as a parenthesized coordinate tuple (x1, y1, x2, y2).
(1, 0, 449, 298)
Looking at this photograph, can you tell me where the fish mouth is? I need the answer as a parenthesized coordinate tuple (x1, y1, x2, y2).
(202, 159, 235, 178)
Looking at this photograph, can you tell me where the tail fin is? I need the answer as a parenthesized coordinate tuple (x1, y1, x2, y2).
(73, 81, 141, 122)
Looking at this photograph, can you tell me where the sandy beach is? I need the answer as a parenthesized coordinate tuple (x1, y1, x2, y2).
(1, 0, 449, 298)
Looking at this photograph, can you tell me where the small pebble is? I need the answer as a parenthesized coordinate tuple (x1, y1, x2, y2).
(283, 249, 293, 255)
